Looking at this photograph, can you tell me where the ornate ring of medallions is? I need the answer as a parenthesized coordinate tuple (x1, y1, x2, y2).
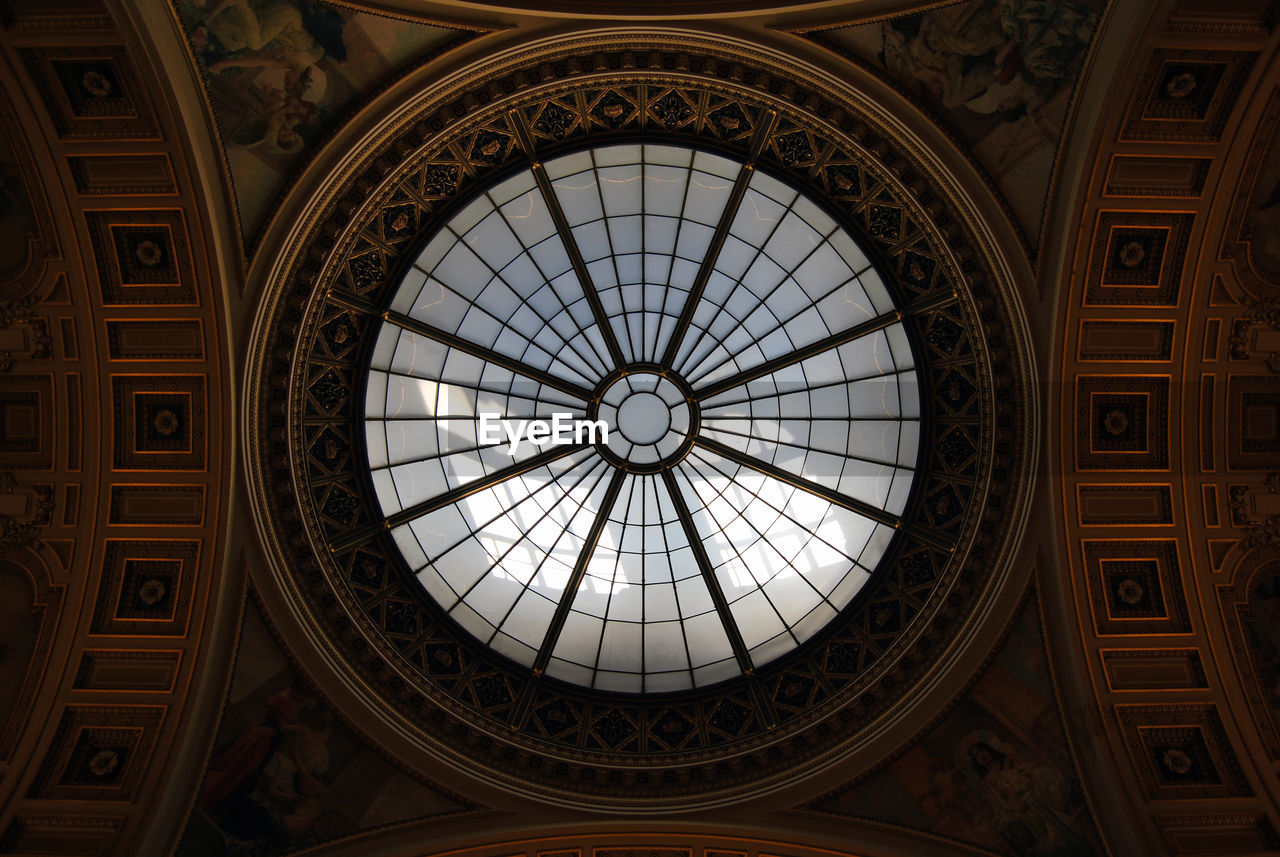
(245, 32, 1037, 808)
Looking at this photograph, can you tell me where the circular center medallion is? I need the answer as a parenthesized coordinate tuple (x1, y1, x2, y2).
(617, 392, 670, 443)
(596, 371, 692, 467)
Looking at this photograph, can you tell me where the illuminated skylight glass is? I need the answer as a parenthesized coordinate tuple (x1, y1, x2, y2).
(364, 143, 920, 693)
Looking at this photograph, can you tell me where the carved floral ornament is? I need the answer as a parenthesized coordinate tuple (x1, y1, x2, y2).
(245, 32, 1037, 808)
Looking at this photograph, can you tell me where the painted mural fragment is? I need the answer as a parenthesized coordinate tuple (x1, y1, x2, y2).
(179, 601, 472, 856)
(172, 0, 473, 242)
(813, 0, 1103, 245)
(808, 603, 1103, 857)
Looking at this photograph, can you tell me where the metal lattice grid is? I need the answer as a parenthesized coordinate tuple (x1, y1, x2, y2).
(364, 142, 920, 693)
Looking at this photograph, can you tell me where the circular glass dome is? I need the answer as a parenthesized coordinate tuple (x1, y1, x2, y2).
(363, 143, 920, 694)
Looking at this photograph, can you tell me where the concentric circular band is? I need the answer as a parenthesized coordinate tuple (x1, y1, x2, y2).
(246, 34, 1035, 808)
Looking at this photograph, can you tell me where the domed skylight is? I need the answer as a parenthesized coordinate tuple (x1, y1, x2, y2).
(363, 143, 919, 693)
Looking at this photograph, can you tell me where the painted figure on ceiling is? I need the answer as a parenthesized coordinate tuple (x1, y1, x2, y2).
(243, 710, 333, 839)
(199, 688, 311, 812)
(184, 0, 346, 154)
(958, 732, 1094, 856)
(880, 0, 1098, 128)
(1246, 573, 1280, 711)
(197, 687, 335, 849)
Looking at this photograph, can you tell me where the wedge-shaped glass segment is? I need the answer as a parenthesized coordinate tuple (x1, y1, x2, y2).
(673, 448, 892, 665)
(398, 450, 611, 667)
(671, 171, 895, 390)
(698, 324, 919, 515)
(393, 173, 615, 385)
(546, 473, 735, 692)
(366, 322, 591, 515)
(545, 145, 740, 365)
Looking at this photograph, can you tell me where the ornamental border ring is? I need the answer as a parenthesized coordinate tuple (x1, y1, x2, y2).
(244, 30, 1037, 809)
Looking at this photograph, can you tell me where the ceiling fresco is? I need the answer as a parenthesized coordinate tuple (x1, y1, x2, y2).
(178, 596, 480, 856)
(800, 0, 1105, 249)
(170, 0, 482, 246)
(804, 595, 1105, 857)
